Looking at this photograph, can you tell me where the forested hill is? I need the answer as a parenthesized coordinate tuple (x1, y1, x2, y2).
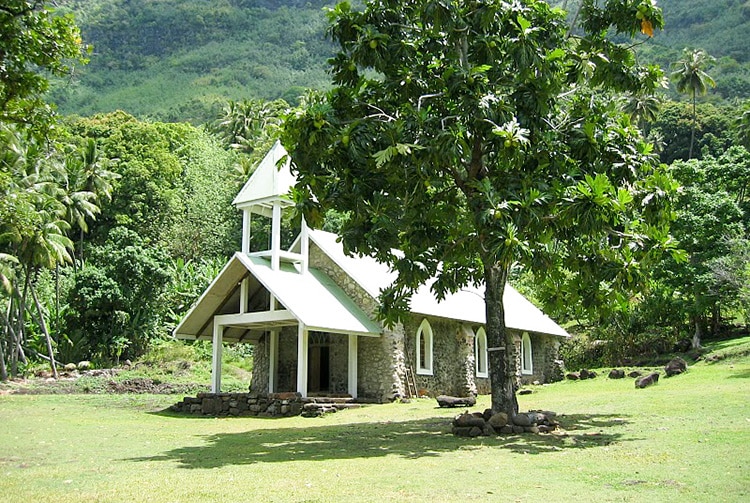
(54, 0, 750, 124)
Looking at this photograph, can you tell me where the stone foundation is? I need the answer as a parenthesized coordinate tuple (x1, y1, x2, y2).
(169, 392, 367, 418)
(170, 392, 305, 417)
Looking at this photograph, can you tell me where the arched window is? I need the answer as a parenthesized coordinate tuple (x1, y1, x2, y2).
(475, 327, 488, 378)
(521, 332, 533, 375)
(416, 319, 433, 375)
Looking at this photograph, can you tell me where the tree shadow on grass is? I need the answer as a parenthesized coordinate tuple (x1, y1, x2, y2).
(127, 413, 635, 468)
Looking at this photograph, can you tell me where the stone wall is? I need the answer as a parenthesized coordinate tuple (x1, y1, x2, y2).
(309, 243, 406, 402)
(403, 316, 477, 397)
(251, 334, 268, 394)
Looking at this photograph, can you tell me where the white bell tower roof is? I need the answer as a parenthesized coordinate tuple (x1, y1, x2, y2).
(233, 140, 297, 216)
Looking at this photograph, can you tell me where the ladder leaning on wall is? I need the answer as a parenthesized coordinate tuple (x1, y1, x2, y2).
(405, 366, 419, 398)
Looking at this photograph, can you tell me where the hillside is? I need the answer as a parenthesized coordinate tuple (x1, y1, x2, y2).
(52, 0, 750, 124)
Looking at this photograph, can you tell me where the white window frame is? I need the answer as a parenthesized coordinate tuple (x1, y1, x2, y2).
(475, 327, 488, 378)
(521, 332, 533, 375)
(416, 319, 433, 375)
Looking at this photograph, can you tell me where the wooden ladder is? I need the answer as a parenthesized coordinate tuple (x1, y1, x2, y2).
(405, 366, 419, 398)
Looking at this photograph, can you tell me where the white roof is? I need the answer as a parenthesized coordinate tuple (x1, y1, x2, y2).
(173, 252, 381, 341)
(308, 229, 568, 337)
(232, 141, 296, 212)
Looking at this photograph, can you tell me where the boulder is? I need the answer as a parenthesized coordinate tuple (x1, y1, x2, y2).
(436, 395, 477, 408)
(628, 370, 643, 378)
(512, 413, 533, 427)
(77, 361, 91, 370)
(608, 369, 625, 379)
(566, 372, 580, 380)
(518, 388, 533, 395)
(482, 408, 494, 422)
(488, 412, 509, 429)
(64, 363, 77, 371)
(664, 357, 688, 377)
(635, 372, 660, 389)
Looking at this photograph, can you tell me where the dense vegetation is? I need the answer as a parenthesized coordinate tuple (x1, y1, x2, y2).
(1, 0, 750, 381)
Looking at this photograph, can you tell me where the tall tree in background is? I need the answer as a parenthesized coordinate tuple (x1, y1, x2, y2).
(284, 0, 677, 416)
(671, 49, 716, 159)
(0, 1, 87, 131)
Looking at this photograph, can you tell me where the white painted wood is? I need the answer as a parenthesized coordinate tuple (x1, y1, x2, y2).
(300, 217, 309, 274)
(297, 324, 308, 398)
(268, 330, 279, 393)
(214, 310, 294, 327)
(239, 278, 248, 314)
(211, 320, 224, 393)
(241, 210, 251, 254)
(271, 202, 281, 271)
(348, 334, 358, 398)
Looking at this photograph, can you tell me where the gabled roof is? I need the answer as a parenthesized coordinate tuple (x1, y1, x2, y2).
(307, 229, 568, 337)
(232, 141, 296, 213)
(173, 253, 381, 342)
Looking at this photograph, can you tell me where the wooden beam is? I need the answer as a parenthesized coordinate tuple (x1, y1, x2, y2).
(214, 309, 294, 327)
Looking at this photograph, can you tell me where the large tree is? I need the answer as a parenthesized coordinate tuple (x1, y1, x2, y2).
(283, 0, 678, 416)
(0, 1, 87, 130)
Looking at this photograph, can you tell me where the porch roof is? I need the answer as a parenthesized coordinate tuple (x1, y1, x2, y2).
(173, 253, 382, 343)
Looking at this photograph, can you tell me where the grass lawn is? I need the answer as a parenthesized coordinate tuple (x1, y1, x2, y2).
(1, 344, 748, 502)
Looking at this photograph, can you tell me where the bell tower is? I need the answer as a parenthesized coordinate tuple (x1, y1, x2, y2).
(232, 140, 308, 273)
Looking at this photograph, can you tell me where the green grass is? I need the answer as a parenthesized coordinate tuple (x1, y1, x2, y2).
(1, 348, 748, 502)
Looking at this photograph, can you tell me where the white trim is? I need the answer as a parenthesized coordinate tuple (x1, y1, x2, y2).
(297, 324, 308, 397)
(521, 332, 533, 375)
(214, 310, 294, 327)
(211, 320, 223, 393)
(241, 210, 251, 254)
(271, 202, 281, 271)
(416, 318, 433, 376)
(475, 327, 488, 378)
(348, 334, 358, 398)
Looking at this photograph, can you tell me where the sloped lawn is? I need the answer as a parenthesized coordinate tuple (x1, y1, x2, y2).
(1, 344, 747, 502)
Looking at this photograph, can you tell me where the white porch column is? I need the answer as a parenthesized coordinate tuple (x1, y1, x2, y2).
(296, 324, 308, 398)
(211, 319, 224, 393)
(241, 210, 251, 254)
(239, 278, 249, 314)
(348, 334, 358, 398)
(268, 330, 279, 393)
(271, 202, 281, 271)
(300, 216, 309, 274)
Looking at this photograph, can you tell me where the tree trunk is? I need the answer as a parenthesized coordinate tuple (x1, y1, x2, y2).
(691, 314, 704, 350)
(30, 282, 58, 379)
(484, 261, 518, 417)
(689, 93, 696, 160)
(0, 326, 7, 381)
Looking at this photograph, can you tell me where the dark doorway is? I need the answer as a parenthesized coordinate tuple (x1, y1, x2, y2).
(308, 344, 330, 393)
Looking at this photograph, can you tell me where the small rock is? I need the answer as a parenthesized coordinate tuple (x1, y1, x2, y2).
(579, 369, 597, 379)
(482, 408, 494, 422)
(482, 423, 496, 436)
(518, 388, 533, 395)
(512, 425, 525, 434)
(452, 426, 474, 437)
(635, 372, 660, 389)
(499, 425, 514, 434)
(77, 361, 91, 370)
(468, 426, 483, 437)
(64, 363, 77, 371)
(524, 426, 540, 434)
(628, 370, 643, 378)
(608, 369, 625, 379)
(566, 372, 580, 380)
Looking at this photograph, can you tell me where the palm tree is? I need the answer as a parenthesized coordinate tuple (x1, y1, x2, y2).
(622, 93, 662, 132)
(671, 49, 716, 159)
